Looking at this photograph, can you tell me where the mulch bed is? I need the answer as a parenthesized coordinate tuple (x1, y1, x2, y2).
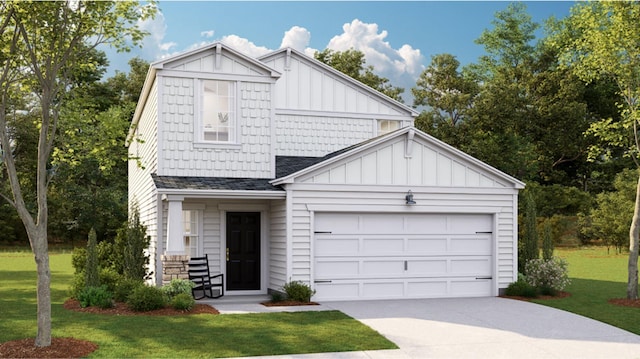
(261, 300, 319, 307)
(0, 299, 221, 358)
(0, 337, 98, 359)
(608, 298, 640, 308)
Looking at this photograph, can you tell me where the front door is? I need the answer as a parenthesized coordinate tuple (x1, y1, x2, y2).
(226, 212, 261, 291)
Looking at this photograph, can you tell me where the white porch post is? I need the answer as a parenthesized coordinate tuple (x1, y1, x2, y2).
(165, 195, 185, 255)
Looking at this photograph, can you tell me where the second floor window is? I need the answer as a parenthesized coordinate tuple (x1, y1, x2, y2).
(378, 119, 400, 135)
(201, 80, 235, 143)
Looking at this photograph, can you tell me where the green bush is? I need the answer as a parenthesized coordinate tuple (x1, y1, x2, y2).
(114, 278, 145, 303)
(71, 247, 87, 274)
(504, 279, 538, 298)
(70, 272, 86, 299)
(99, 267, 122, 294)
(171, 293, 195, 311)
(78, 285, 114, 309)
(161, 279, 195, 299)
(283, 281, 315, 302)
(270, 291, 284, 303)
(525, 257, 571, 292)
(115, 207, 151, 281)
(127, 285, 167, 312)
(86, 228, 100, 287)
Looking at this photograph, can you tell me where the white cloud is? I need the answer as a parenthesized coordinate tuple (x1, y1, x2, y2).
(280, 26, 311, 52)
(219, 35, 272, 57)
(325, 19, 425, 101)
(138, 11, 178, 57)
(201, 30, 215, 38)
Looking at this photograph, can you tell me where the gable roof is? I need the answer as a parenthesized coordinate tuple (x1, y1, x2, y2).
(259, 47, 419, 118)
(272, 126, 526, 189)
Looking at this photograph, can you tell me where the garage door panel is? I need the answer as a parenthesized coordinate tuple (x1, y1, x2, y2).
(316, 259, 359, 277)
(450, 236, 492, 253)
(407, 259, 448, 275)
(362, 237, 404, 253)
(362, 260, 405, 276)
(313, 213, 494, 300)
(450, 257, 491, 275)
(407, 237, 448, 252)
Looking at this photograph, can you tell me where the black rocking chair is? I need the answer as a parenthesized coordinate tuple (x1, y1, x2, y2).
(188, 254, 224, 299)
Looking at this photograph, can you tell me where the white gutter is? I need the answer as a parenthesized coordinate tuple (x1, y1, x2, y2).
(156, 188, 286, 199)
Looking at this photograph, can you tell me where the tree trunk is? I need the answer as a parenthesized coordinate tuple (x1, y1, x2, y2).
(32, 231, 51, 347)
(628, 175, 640, 300)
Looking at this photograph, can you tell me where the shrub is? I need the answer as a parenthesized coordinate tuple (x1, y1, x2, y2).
(71, 247, 87, 275)
(115, 207, 151, 281)
(270, 291, 284, 303)
(78, 285, 114, 309)
(86, 228, 100, 287)
(70, 272, 86, 299)
(525, 257, 571, 292)
(505, 279, 538, 298)
(171, 293, 195, 311)
(161, 279, 195, 299)
(127, 285, 167, 312)
(99, 267, 122, 294)
(283, 281, 315, 302)
(114, 278, 145, 303)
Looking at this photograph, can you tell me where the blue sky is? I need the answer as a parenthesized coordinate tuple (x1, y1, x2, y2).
(106, 1, 575, 103)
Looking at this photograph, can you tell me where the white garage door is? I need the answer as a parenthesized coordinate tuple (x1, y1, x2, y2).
(313, 213, 494, 301)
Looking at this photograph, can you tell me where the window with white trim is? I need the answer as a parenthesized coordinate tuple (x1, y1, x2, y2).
(201, 79, 235, 143)
(183, 210, 200, 257)
(378, 120, 400, 135)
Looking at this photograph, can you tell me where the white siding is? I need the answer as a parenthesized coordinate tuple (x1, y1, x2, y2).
(299, 137, 508, 188)
(287, 186, 517, 291)
(158, 76, 272, 177)
(269, 199, 287, 289)
(128, 80, 159, 283)
(262, 54, 407, 116)
(164, 49, 272, 77)
(275, 114, 374, 157)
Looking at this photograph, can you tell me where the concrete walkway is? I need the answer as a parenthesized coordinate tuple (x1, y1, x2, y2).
(210, 297, 640, 359)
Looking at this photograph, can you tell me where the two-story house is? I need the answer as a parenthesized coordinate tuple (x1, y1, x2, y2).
(127, 42, 524, 301)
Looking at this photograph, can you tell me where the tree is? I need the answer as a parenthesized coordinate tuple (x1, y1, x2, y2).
(520, 191, 539, 273)
(314, 48, 405, 102)
(550, 1, 640, 299)
(0, 1, 155, 347)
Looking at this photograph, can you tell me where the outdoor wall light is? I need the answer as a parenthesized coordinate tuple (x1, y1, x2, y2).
(405, 190, 416, 205)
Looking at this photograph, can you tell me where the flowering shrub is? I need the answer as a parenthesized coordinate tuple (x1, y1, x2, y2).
(525, 257, 571, 293)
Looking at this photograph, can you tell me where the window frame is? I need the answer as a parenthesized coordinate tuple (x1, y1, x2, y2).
(377, 119, 401, 136)
(182, 209, 203, 258)
(196, 78, 239, 146)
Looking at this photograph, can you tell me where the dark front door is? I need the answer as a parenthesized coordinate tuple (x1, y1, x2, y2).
(226, 212, 261, 291)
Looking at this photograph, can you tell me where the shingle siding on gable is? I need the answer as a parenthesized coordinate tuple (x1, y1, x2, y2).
(159, 75, 273, 178)
(275, 114, 374, 157)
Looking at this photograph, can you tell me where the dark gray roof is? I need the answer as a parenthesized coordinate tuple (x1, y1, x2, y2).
(152, 131, 402, 191)
(152, 174, 283, 191)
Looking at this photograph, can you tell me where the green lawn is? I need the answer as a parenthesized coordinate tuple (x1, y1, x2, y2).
(0, 252, 396, 358)
(531, 247, 640, 335)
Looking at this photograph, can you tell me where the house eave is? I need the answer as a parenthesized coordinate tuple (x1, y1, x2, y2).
(157, 188, 286, 199)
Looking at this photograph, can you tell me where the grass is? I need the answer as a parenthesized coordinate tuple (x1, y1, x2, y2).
(0, 251, 396, 358)
(530, 247, 640, 335)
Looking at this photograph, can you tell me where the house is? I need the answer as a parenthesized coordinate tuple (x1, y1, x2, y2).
(127, 42, 525, 301)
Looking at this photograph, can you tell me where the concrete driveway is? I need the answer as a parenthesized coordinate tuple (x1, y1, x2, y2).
(230, 297, 640, 359)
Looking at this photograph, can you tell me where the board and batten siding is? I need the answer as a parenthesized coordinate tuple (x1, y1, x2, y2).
(158, 75, 273, 178)
(261, 52, 408, 116)
(128, 80, 160, 283)
(287, 187, 518, 290)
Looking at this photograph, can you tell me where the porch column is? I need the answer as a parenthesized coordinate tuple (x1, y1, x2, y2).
(165, 195, 184, 255)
